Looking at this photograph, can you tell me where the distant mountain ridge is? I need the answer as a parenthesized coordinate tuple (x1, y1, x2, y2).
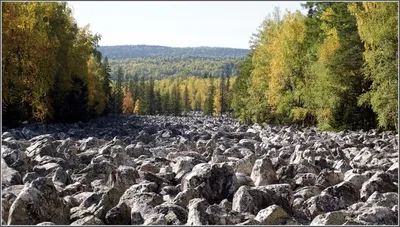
(97, 45, 250, 59)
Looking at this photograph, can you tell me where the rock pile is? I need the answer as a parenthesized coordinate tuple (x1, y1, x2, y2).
(1, 114, 398, 225)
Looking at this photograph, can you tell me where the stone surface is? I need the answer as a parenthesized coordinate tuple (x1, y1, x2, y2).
(255, 205, 291, 225)
(7, 178, 70, 225)
(1, 114, 398, 225)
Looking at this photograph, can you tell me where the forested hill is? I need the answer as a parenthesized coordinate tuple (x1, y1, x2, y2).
(97, 45, 249, 80)
(97, 45, 250, 59)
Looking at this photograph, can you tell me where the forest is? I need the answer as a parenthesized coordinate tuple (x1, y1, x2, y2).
(231, 2, 398, 131)
(107, 57, 241, 80)
(2, 2, 398, 131)
(2, 2, 113, 126)
(97, 45, 249, 59)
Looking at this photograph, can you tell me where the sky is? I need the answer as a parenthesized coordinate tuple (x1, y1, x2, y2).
(68, 1, 307, 49)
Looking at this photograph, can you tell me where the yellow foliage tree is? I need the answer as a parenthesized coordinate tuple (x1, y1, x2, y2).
(133, 99, 140, 114)
(123, 92, 134, 114)
(213, 91, 222, 115)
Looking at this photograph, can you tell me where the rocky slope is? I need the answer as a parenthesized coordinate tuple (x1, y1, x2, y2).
(1, 114, 398, 225)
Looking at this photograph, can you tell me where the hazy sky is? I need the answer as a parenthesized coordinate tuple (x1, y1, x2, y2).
(68, 1, 306, 49)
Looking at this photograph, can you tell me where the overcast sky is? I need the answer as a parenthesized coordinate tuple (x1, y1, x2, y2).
(68, 1, 306, 49)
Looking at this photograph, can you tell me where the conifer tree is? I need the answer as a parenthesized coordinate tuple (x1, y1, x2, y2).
(147, 76, 155, 115)
(204, 77, 215, 115)
(183, 85, 191, 113)
(114, 66, 124, 114)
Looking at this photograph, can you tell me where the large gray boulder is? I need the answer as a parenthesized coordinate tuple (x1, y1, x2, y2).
(251, 157, 277, 186)
(182, 163, 238, 204)
(254, 205, 293, 225)
(186, 198, 209, 225)
(2, 158, 22, 187)
(232, 186, 273, 215)
(7, 177, 69, 225)
(360, 172, 398, 201)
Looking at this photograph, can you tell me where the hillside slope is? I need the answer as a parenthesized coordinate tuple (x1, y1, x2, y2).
(97, 45, 250, 59)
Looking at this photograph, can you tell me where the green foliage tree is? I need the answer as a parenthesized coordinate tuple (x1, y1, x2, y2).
(231, 53, 254, 123)
(102, 57, 113, 114)
(113, 66, 124, 114)
(2, 2, 111, 126)
(170, 82, 182, 116)
(204, 78, 215, 115)
(349, 2, 398, 130)
(230, 2, 395, 131)
(147, 76, 155, 115)
(183, 85, 191, 113)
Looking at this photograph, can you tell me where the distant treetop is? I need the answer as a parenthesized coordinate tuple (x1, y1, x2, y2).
(97, 45, 250, 59)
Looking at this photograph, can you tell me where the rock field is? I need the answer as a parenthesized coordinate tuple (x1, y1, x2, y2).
(1, 114, 399, 225)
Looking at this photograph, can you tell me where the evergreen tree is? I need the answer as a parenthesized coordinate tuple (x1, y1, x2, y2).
(349, 2, 398, 130)
(132, 73, 139, 110)
(138, 76, 147, 114)
(102, 57, 112, 114)
(219, 76, 226, 115)
(147, 76, 155, 115)
(155, 89, 162, 114)
(183, 84, 191, 113)
(226, 75, 231, 113)
(114, 66, 124, 114)
(170, 82, 182, 116)
(162, 91, 171, 114)
(231, 52, 254, 123)
(204, 78, 215, 115)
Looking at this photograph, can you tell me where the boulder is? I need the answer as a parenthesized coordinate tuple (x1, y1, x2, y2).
(105, 202, 131, 225)
(2, 192, 17, 223)
(2, 158, 22, 187)
(232, 186, 273, 215)
(360, 172, 397, 201)
(364, 191, 398, 208)
(118, 191, 163, 219)
(258, 184, 293, 213)
(7, 177, 69, 225)
(182, 163, 238, 204)
(355, 206, 398, 225)
(153, 203, 188, 225)
(71, 215, 104, 225)
(315, 169, 344, 188)
(251, 157, 277, 186)
(186, 198, 209, 225)
(310, 211, 349, 225)
(254, 205, 292, 225)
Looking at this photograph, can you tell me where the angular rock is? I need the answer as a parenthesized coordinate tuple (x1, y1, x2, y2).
(360, 171, 397, 201)
(7, 177, 69, 225)
(186, 198, 209, 225)
(2, 159, 22, 187)
(310, 211, 349, 225)
(258, 184, 294, 214)
(105, 202, 131, 225)
(315, 169, 344, 188)
(250, 157, 277, 186)
(71, 215, 104, 225)
(232, 186, 273, 215)
(153, 203, 188, 225)
(182, 163, 237, 204)
(254, 205, 291, 225)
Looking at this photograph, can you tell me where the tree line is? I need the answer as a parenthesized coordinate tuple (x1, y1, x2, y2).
(231, 2, 398, 131)
(114, 71, 234, 117)
(2, 2, 113, 127)
(97, 45, 250, 59)
(107, 57, 240, 80)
